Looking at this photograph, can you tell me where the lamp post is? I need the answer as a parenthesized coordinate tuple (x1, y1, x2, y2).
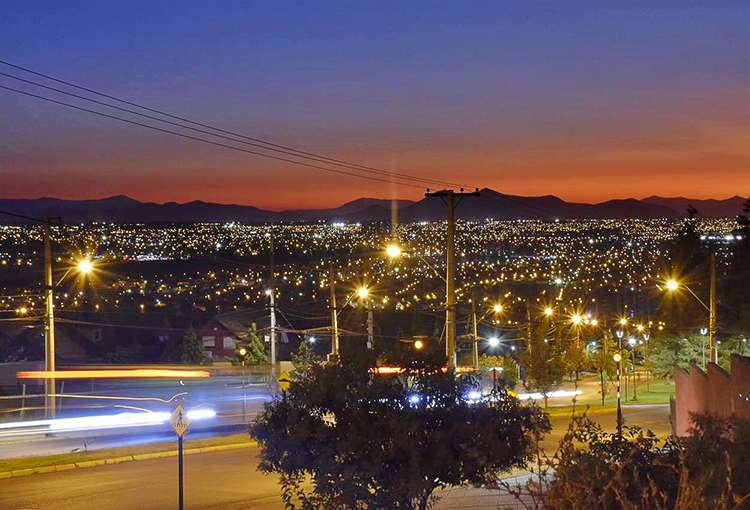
(613, 352, 623, 440)
(42, 221, 93, 420)
(265, 289, 276, 379)
(665, 268, 717, 363)
(628, 336, 637, 401)
(358, 287, 374, 350)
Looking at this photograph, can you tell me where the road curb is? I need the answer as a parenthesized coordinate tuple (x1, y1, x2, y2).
(0, 441, 256, 479)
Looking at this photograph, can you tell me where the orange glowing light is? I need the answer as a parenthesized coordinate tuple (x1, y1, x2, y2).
(371, 366, 475, 374)
(17, 369, 211, 380)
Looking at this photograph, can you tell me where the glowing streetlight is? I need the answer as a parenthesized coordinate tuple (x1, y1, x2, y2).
(386, 245, 402, 259)
(493, 304, 503, 313)
(591, 318, 599, 326)
(636, 324, 645, 332)
(77, 258, 93, 274)
(488, 337, 500, 347)
(357, 287, 369, 299)
(238, 347, 247, 356)
(613, 351, 623, 439)
(414, 339, 424, 350)
(666, 279, 679, 291)
(309, 336, 316, 343)
(619, 318, 628, 326)
(571, 314, 583, 325)
(544, 307, 554, 317)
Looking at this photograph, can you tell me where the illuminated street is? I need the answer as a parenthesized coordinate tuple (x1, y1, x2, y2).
(0, 404, 670, 510)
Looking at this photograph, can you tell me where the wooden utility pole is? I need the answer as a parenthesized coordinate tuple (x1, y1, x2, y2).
(43, 216, 56, 419)
(329, 262, 340, 357)
(709, 251, 717, 364)
(425, 188, 480, 367)
(471, 291, 479, 369)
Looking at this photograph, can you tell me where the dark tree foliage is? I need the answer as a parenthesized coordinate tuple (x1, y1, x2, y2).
(721, 197, 750, 334)
(517, 414, 750, 509)
(290, 338, 319, 380)
(236, 323, 270, 365)
(170, 326, 211, 365)
(250, 351, 548, 510)
(519, 324, 566, 407)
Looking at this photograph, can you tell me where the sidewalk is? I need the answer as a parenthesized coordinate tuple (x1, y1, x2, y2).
(433, 473, 537, 510)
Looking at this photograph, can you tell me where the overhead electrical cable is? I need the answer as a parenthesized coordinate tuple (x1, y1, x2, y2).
(0, 85, 426, 189)
(0, 61, 474, 189)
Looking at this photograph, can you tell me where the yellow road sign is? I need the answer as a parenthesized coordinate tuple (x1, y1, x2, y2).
(277, 371, 292, 392)
(170, 404, 191, 437)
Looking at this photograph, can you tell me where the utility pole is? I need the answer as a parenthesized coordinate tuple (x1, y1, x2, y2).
(269, 291, 276, 369)
(366, 301, 374, 350)
(329, 262, 339, 357)
(709, 251, 717, 364)
(43, 216, 56, 419)
(425, 188, 480, 367)
(526, 299, 532, 354)
(471, 292, 479, 369)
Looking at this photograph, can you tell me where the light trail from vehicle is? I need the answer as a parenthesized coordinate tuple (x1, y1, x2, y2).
(16, 369, 211, 379)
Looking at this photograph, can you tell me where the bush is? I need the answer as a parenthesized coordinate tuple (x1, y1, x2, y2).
(505, 412, 750, 510)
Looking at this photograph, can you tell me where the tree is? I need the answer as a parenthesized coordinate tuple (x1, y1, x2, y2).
(174, 326, 211, 365)
(290, 337, 319, 380)
(250, 352, 548, 510)
(519, 325, 566, 407)
(589, 331, 618, 405)
(648, 333, 717, 379)
(477, 353, 518, 389)
(236, 323, 269, 365)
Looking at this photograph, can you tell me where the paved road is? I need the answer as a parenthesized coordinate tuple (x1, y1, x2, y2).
(0, 404, 670, 510)
(0, 447, 283, 510)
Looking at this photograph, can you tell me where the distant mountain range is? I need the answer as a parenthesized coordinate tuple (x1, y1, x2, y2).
(0, 190, 746, 224)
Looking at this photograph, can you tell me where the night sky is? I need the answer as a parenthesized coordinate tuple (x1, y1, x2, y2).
(1, 1, 748, 210)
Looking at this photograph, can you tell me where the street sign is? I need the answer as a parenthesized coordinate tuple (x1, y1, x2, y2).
(277, 371, 292, 392)
(170, 404, 191, 438)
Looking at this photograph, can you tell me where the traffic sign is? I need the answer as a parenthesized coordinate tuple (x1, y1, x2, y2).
(170, 404, 191, 437)
(277, 371, 292, 392)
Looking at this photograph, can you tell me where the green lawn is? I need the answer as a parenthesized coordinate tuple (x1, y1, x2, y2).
(545, 380, 674, 417)
(0, 433, 252, 473)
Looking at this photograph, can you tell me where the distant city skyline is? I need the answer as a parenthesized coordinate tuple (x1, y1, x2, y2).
(1, 1, 748, 210)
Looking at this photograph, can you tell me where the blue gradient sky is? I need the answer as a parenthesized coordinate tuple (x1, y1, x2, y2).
(1, 1, 748, 209)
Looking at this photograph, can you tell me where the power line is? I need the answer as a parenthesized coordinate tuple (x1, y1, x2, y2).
(0, 61, 474, 189)
(1, 71, 458, 189)
(0, 210, 46, 223)
(1, 84, 425, 189)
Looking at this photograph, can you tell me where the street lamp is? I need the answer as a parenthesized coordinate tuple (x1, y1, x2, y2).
(414, 339, 424, 350)
(544, 307, 554, 317)
(44, 257, 93, 419)
(613, 352, 623, 440)
(493, 304, 503, 314)
(385, 244, 402, 259)
(488, 337, 500, 347)
(663, 276, 717, 363)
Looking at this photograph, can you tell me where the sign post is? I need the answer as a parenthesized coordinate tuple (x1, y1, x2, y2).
(170, 404, 191, 510)
(277, 371, 292, 402)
